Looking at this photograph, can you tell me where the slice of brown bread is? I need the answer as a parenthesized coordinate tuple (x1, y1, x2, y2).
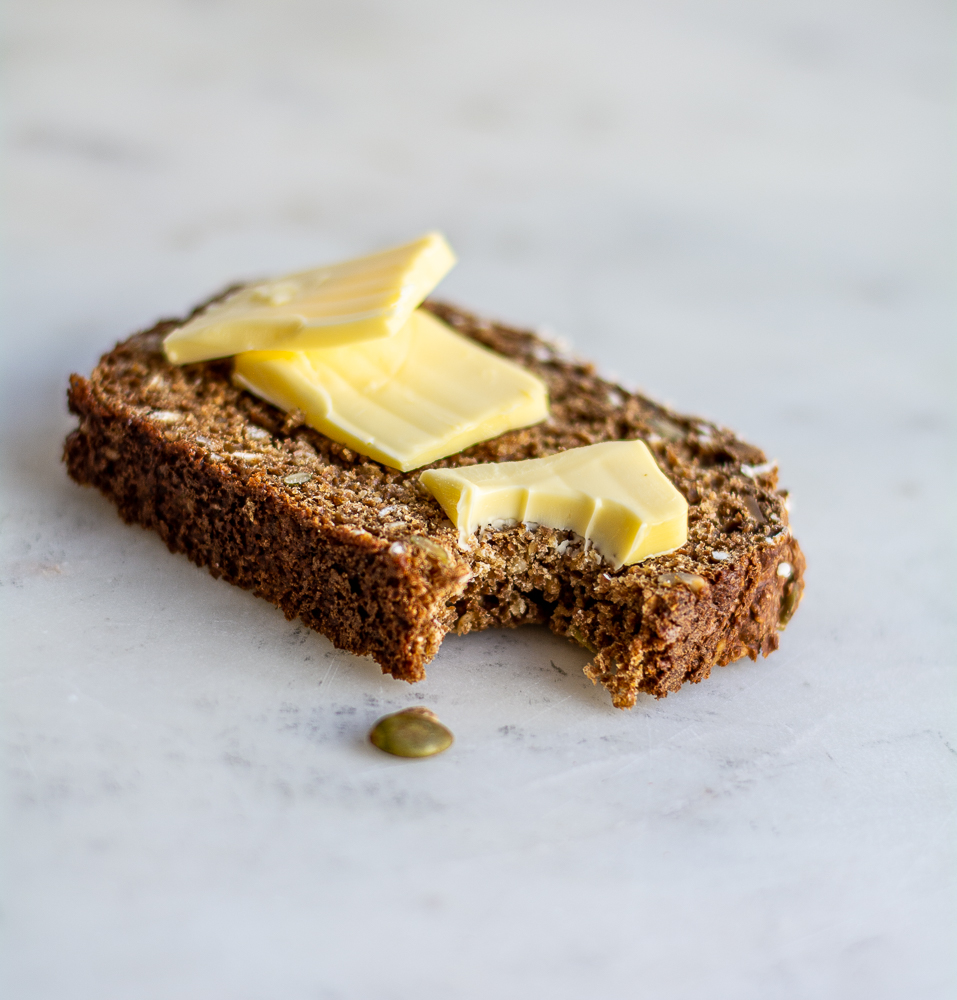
(64, 296, 805, 709)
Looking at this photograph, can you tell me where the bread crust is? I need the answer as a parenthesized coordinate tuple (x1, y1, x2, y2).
(64, 299, 804, 708)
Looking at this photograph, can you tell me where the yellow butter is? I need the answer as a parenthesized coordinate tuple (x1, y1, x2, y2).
(419, 441, 688, 567)
(232, 308, 549, 472)
(163, 232, 456, 364)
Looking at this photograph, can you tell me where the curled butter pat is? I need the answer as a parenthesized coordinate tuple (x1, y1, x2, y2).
(163, 232, 455, 364)
(232, 309, 548, 472)
(419, 441, 688, 568)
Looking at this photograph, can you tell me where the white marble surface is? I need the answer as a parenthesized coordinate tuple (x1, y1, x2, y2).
(2, 2, 954, 998)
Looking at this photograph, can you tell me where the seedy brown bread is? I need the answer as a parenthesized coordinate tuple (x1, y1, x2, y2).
(64, 297, 804, 708)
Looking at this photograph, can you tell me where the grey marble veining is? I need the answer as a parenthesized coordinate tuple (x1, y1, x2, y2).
(2, 2, 954, 998)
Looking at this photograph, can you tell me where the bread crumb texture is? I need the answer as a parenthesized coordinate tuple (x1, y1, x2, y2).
(65, 297, 805, 708)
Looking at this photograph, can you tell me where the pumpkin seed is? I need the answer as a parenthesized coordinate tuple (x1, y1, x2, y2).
(410, 535, 452, 566)
(369, 707, 453, 758)
(778, 579, 802, 629)
(568, 624, 597, 653)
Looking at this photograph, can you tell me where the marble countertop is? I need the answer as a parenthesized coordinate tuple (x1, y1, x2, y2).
(2, 2, 953, 997)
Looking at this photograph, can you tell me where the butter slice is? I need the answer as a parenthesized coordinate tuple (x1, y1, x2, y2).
(419, 441, 688, 567)
(163, 232, 455, 364)
(232, 309, 548, 472)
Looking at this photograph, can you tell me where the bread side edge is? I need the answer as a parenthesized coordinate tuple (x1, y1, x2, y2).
(64, 374, 467, 682)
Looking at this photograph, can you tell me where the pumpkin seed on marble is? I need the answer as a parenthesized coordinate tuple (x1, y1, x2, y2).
(369, 707, 453, 758)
